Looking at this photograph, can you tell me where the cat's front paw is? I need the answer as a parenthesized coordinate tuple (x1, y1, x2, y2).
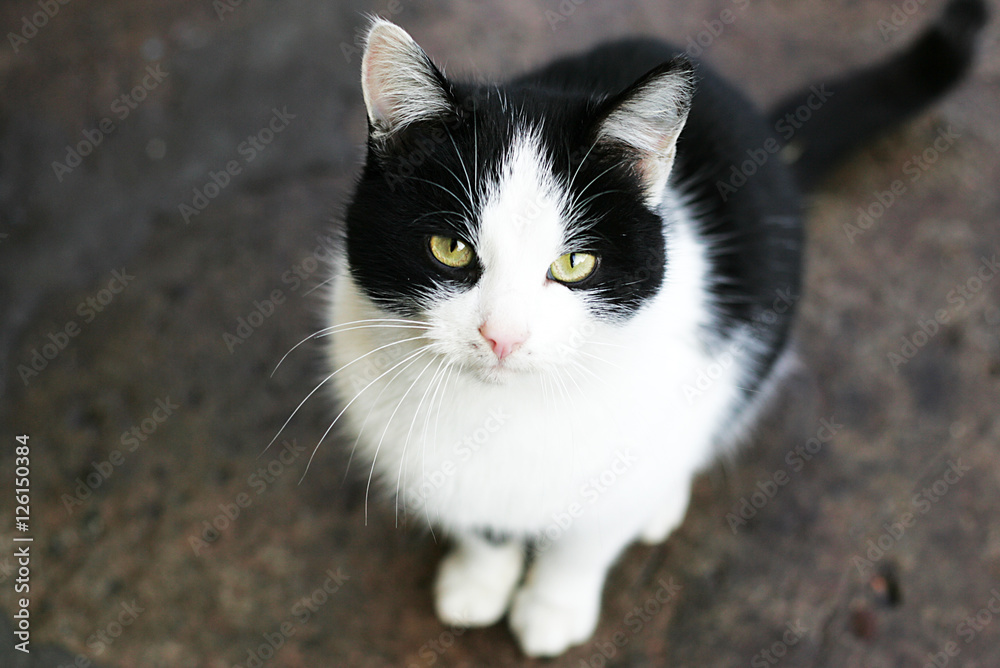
(434, 541, 523, 627)
(509, 587, 599, 657)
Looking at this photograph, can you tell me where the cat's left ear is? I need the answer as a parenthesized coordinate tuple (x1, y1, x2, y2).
(596, 58, 695, 206)
(361, 19, 454, 141)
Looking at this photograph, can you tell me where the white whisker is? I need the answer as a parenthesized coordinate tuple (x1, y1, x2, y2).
(263, 334, 430, 456)
(271, 318, 431, 377)
(299, 344, 433, 485)
(365, 351, 438, 525)
(576, 349, 623, 371)
(303, 275, 336, 296)
(395, 356, 449, 525)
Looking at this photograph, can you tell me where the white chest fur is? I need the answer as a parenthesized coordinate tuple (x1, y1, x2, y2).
(327, 206, 745, 537)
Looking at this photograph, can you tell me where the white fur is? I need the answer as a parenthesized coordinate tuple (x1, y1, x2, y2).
(597, 69, 693, 205)
(361, 19, 451, 137)
(326, 125, 761, 655)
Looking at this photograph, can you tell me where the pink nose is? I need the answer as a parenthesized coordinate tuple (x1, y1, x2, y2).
(479, 321, 527, 361)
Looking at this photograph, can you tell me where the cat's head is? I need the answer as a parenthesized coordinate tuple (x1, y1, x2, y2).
(343, 19, 694, 384)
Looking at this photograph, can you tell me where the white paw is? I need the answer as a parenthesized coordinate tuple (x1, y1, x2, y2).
(434, 544, 522, 627)
(509, 587, 599, 657)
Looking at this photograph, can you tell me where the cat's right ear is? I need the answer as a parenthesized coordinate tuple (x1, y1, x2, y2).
(361, 19, 453, 140)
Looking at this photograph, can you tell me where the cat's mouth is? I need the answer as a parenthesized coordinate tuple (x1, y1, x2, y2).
(469, 352, 531, 385)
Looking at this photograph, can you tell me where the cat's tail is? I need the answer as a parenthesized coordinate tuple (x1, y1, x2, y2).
(768, 0, 988, 191)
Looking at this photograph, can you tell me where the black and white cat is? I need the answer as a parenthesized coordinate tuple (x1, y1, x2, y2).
(322, 2, 984, 656)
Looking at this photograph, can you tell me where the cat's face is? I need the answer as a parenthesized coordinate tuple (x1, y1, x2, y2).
(344, 20, 693, 384)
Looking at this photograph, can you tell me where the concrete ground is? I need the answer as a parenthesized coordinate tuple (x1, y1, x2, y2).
(1, 0, 999, 666)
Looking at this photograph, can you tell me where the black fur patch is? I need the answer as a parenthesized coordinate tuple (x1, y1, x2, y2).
(344, 76, 670, 320)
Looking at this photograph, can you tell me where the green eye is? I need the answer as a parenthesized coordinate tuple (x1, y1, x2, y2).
(548, 252, 597, 284)
(429, 235, 474, 268)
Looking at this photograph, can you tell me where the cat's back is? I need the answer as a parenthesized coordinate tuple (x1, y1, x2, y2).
(510, 38, 683, 96)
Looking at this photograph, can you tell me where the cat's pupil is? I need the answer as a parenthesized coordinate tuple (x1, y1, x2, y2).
(450, 239, 460, 254)
(569, 253, 578, 268)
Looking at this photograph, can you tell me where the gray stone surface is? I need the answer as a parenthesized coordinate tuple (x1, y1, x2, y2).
(1, 1, 998, 666)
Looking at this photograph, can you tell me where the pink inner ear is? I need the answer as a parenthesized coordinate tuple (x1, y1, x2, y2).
(361, 24, 451, 136)
(363, 45, 394, 126)
(632, 144, 677, 202)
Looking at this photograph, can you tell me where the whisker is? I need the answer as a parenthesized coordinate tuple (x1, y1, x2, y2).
(560, 360, 586, 396)
(550, 364, 573, 414)
(395, 356, 449, 525)
(566, 137, 601, 195)
(586, 339, 627, 349)
(412, 209, 469, 224)
(404, 176, 476, 221)
(342, 345, 436, 492)
(567, 161, 624, 221)
(445, 126, 475, 204)
(567, 358, 610, 387)
(270, 318, 430, 377)
(263, 334, 430, 455)
(576, 349, 624, 370)
(303, 275, 336, 297)
(473, 96, 478, 200)
(423, 361, 457, 535)
(366, 352, 438, 525)
(303, 345, 434, 486)
(422, 359, 453, 487)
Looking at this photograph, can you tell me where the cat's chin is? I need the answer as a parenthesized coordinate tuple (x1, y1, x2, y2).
(470, 361, 527, 386)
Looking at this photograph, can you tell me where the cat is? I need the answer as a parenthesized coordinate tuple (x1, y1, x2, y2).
(319, 0, 985, 656)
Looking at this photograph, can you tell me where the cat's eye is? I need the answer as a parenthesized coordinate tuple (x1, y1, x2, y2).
(548, 252, 597, 284)
(429, 235, 474, 268)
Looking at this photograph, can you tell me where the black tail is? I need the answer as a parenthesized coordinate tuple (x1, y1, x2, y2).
(769, 0, 988, 191)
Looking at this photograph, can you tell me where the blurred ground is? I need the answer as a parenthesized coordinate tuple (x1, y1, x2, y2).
(1, 1, 999, 666)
